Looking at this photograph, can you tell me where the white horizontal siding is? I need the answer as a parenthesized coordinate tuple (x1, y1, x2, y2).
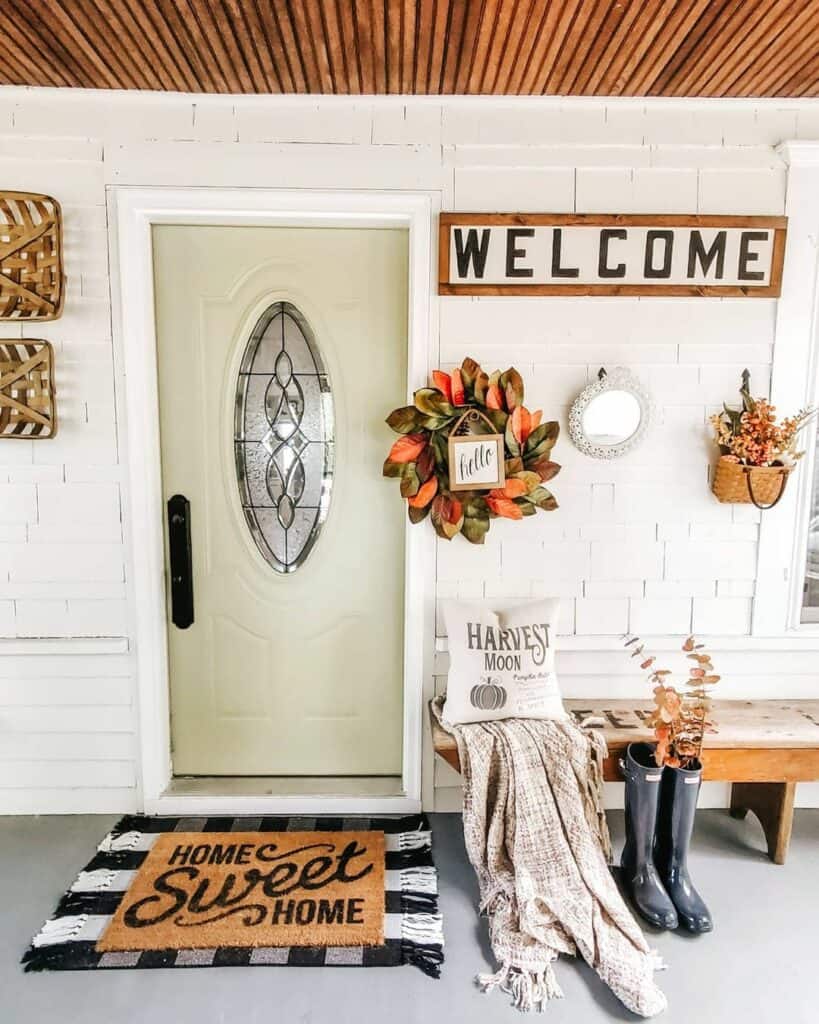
(0, 89, 816, 812)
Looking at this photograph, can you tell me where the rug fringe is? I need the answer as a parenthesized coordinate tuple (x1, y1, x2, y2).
(401, 911, 444, 947)
(98, 830, 142, 853)
(399, 865, 438, 895)
(70, 869, 118, 892)
(31, 914, 88, 948)
(396, 828, 432, 851)
(401, 940, 444, 978)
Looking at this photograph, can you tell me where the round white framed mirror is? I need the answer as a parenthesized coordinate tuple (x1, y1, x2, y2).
(569, 368, 652, 459)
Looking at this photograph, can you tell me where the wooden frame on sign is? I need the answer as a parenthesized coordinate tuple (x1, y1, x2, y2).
(439, 213, 788, 297)
(447, 409, 505, 492)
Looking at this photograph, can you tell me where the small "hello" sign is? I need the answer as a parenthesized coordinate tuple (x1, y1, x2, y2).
(448, 430, 505, 492)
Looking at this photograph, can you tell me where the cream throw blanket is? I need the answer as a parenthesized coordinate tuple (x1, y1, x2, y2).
(434, 699, 667, 1017)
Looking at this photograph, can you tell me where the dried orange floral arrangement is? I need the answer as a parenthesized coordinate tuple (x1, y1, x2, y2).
(623, 634, 719, 768)
(710, 369, 815, 468)
(383, 358, 559, 543)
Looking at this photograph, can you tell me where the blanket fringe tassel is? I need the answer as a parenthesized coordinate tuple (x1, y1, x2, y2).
(478, 960, 564, 1012)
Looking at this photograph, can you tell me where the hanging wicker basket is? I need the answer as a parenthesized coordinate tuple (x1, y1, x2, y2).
(711, 459, 790, 510)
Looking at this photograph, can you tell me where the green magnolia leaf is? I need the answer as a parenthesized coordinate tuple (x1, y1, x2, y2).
(463, 495, 489, 518)
(386, 405, 424, 434)
(408, 503, 431, 524)
(525, 421, 560, 453)
(383, 459, 405, 478)
(517, 500, 537, 516)
(483, 408, 508, 433)
(462, 514, 490, 544)
(505, 456, 524, 475)
(505, 414, 520, 457)
(414, 388, 455, 418)
(500, 367, 524, 411)
(430, 431, 449, 467)
(400, 465, 421, 497)
(526, 486, 558, 511)
(422, 415, 454, 431)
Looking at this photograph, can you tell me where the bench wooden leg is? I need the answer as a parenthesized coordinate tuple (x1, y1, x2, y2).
(730, 782, 796, 865)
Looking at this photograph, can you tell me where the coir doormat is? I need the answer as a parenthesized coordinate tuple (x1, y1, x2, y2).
(23, 814, 443, 976)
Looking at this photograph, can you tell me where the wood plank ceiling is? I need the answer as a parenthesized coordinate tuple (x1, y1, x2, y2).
(1, 0, 817, 97)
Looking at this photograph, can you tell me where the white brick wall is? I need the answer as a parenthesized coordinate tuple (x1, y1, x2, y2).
(0, 89, 818, 813)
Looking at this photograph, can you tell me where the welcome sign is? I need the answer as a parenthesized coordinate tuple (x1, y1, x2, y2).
(439, 214, 786, 297)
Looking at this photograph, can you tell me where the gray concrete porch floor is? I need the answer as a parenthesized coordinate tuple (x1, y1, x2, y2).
(2, 810, 817, 1024)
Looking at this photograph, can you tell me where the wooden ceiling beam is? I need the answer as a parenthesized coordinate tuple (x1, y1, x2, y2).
(478, 0, 517, 93)
(603, 0, 679, 96)
(9, 0, 101, 90)
(582, 1, 643, 96)
(696, 0, 799, 97)
(625, 0, 713, 95)
(440, 1, 466, 94)
(535, 0, 587, 96)
(468, 0, 503, 94)
(649, 0, 737, 94)
(569, 1, 628, 95)
(666, 0, 771, 97)
(491, 0, 535, 94)
(0, 5, 74, 89)
(291, 2, 332, 93)
(120, 0, 199, 93)
(0, 0, 817, 97)
(429, 0, 452, 94)
(453, 1, 485, 94)
(735, 2, 819, 96)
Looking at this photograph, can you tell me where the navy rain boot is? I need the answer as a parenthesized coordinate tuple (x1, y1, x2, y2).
(620, 742, 678, 930)
(656, 758, 713, 934)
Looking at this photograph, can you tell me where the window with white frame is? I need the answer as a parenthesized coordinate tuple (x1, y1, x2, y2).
(800, 427, 819, 623)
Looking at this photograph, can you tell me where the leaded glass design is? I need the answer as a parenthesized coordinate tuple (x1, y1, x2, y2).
(234, 302, 334, 573)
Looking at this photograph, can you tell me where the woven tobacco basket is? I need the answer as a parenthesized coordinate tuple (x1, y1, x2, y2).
(0, 191, 64, 321)
(712, 459, 789, 510)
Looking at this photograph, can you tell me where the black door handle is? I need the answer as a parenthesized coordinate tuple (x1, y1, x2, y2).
(167, 494, 194, 629)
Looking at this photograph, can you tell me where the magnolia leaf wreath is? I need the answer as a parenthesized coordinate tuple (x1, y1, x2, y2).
(383, 357, 560, 543)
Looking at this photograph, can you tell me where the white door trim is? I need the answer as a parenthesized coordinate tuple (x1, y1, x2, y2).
(109, 187, 434, 815)
(753, 143, 819, 636)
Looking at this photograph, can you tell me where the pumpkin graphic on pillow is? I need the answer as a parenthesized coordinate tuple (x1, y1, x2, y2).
(470, 677, 507, 711)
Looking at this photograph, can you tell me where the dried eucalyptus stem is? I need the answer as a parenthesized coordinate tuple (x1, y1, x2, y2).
(623, 634, 720, 768)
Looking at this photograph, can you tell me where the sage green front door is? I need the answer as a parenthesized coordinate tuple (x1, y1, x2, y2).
(153, 225, 408, 776)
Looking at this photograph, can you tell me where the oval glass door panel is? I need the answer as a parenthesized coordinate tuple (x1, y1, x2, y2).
(234, 301, 334, 573)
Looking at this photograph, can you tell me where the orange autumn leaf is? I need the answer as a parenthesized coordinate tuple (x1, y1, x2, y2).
(486, 384, 504, 410)
(407, 476, 438, 508)
(431, 370, 452, 403)
(530, 410, 542, 430)
(486, 495, 523, 519)
(451, 368, 466, 406)
(511, 406, 532, 445)
(387, 433, 427, 464)
(492, 479, 527, 500)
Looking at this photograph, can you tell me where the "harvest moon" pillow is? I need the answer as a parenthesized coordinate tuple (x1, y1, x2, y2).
(441, 598, 566, 727)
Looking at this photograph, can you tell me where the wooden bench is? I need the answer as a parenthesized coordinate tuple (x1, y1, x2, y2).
(430, 699, 819, 865)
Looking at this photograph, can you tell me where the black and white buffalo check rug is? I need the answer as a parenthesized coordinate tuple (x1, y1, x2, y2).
(23, 813, 443, 976)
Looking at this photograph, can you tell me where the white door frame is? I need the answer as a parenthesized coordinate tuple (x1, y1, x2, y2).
(110, 187, 434, 815)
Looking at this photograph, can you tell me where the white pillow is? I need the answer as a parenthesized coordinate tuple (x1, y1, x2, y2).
(442, 598, 566, 728)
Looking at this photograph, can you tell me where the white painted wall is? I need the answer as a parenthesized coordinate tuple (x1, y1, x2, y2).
(0, 89, 818, 814)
